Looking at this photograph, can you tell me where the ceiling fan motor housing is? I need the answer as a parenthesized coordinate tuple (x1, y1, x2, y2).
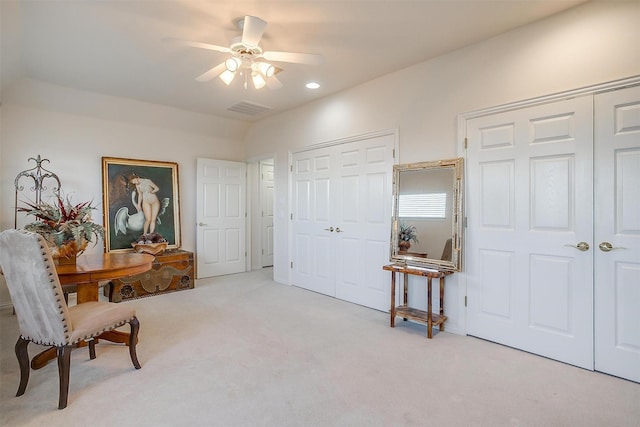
(230, 36, 262, 58)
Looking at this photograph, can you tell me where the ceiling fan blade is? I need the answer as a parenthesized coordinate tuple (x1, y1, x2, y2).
(163, 37, 231, 54)
(195, 62, 226, 82)
(241, 15, 267, 47)
(263, 51, 323, 65)
(266, 75, 283, 90)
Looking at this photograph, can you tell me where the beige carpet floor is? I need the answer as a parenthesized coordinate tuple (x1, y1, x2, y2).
(1, 268, 638, 426)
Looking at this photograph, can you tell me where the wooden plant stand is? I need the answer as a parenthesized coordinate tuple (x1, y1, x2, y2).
(383, 264, 452, 339)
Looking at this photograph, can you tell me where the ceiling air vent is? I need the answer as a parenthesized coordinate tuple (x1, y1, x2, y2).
(227, 101, 272, 116)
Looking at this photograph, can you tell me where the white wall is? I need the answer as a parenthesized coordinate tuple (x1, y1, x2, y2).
(0, 79, 249, 306)
(1, 1, 638, 323)
(244, 1, 640, 333)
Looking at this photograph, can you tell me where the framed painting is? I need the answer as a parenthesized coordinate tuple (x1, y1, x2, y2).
(102, 157, 181, 252)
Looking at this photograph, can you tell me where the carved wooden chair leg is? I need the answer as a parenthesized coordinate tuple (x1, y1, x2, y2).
(107, 281, 115, 302)
(88, 339, 96, 360)
(15, 337, 30, 397)
(57, 346, 72, 410)
(128, 317, 142, 369)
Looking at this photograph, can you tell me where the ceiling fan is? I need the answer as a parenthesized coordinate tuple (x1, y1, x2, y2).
(170, 15, 322, 90)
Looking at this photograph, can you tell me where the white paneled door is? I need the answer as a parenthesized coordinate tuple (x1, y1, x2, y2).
(466, 96, 595, 369)
(260, 160, 274, 267)
(594, 86, 640, 383)
(292, 144, 335, 296)
(196, 158, 246, 278)
(291, 132, 395, 311)
(466, 85, 640, 382)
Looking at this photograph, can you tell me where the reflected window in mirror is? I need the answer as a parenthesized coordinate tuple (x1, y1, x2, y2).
(390, 158, 463, 271)
(398, 193, 447, 218)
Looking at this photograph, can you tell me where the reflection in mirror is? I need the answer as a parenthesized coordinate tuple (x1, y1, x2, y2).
(390, 158, 463, 271)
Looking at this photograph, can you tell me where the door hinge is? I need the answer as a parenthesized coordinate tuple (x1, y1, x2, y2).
(290, 164, 293, 172)
(464, 137, 468, 149)
(393, 148, 395, 159)
(290, 261, 293, 269)
(464, 217, 468, 228)
(262, 249, 264, 255)
(464, 295, 467, 307)
(290, 213, 293, 220)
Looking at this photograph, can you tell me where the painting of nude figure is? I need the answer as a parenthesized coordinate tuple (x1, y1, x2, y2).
(102, 157, 181, 252)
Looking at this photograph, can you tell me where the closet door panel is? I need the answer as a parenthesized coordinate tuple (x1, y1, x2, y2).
(466, 96, 594, 369)
(594, 86, 640, 383)
(334, 135, 394, 310)
(292, 148, 336, 296)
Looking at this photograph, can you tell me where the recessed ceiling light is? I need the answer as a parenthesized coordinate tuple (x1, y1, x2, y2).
(306, 82, 320, 90)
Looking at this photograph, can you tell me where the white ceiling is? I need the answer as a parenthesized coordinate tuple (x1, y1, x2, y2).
(1, 0, 589, 122)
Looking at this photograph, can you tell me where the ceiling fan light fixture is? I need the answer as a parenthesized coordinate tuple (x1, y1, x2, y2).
(225, 57, 240, 72)
(219, 69, 236, 85)
(252, 71, 266, 89)
(258, 62, 275, 78)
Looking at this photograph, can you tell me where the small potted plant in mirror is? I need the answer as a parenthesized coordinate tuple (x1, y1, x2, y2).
(398, 222, 419, 252)
(19, 192, 105, 265)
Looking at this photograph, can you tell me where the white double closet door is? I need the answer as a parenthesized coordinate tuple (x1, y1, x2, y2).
(465, 85, 640, 382)
(291, 132, 395, 311)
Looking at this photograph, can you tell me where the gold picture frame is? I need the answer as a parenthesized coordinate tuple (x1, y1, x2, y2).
(102, 157, 181, 252)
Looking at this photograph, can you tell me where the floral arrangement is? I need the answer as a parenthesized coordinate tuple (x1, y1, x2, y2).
(398, 222, 419, 244)
(18, 192, 104, 258)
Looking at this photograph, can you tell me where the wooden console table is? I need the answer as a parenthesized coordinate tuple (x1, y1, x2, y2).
(383, 264, 452, 338)
(106, 250, 194, 302)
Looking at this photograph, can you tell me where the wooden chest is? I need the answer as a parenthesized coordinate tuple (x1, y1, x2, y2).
(106, 250, 194, 302)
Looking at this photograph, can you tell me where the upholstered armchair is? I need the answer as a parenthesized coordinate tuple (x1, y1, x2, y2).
(440, 238, 452, 262)
(0, 229, 142, 409)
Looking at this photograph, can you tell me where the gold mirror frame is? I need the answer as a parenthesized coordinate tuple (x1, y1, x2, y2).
(390, 158, 464, 271)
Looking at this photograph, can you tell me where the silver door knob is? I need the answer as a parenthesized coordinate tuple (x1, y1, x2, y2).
(335, 227, 344, 233)
(599, 242, 626, 252)
(198, 222, 208, 226)
(565, 242, 589, 251)
(324, 227, 334, 232)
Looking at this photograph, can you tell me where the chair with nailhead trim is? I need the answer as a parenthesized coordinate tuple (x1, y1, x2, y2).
(0, 229, 142, 409)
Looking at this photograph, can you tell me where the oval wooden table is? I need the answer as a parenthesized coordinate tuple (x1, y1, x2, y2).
(31, 252, 154, 370)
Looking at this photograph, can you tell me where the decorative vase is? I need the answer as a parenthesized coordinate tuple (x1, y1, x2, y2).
(52, 239, 88, 265)
(399, 241, 411, 251)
